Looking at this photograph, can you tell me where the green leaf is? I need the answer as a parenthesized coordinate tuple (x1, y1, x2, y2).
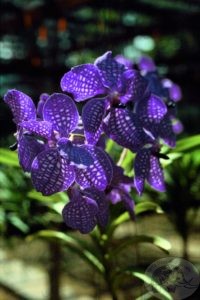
(110, 235, 171, 256)
(135, 201, 163, 215)
(8, 214, 29, 233)
(115, 269, 172, 300)
(27, 230, 105, 274)
(170, 134, 200, 153)
(128, 270, 173, 300)
(0, 148, 19, 167)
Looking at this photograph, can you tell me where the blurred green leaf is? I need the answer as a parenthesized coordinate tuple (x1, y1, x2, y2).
(0, 148, 19, 167)
(170, 134, 200, 153)
(110, 235, 171, 256)
(27, 230, 105, 274)
(131, 271, 172, 300)
(116, 269, 172, 300)
(7, 214, 29, 233)
(135, 201, 163, 215)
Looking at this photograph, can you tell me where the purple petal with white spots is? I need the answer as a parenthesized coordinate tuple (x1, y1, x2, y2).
(18, 134, 45, 172)
(31, 149, 75, 195)
(82, 97, 109, 145)
(4, 89, 36, 124)
(19, 120, 53, 140)
(60, 64, 106, 101)
(104, 108, 150, 152)
(120, 69, 148, 104)
(75, 145, 113, 190)
(145, 72, 167, 98)
(95, 51, 125, 90)
(135, 94, 168, 126)
(37, 93, 49, 118)
(134, 148, 151, 195)
(57, 138, 94, 168)
(62, 195, 98, 234)
(84, 188, 109, 228)
(159, 115, 176, 148)
(147, 155, 165, 192)
(43, 93, 79, 137)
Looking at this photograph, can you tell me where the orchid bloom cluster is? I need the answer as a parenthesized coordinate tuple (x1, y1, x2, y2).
(3, 51, 182, 233)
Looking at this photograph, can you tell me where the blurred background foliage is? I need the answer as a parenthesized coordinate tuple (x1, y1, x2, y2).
(0, 0, 200, 299)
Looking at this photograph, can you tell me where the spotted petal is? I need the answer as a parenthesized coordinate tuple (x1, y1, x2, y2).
(57, 138, 94, 168)
(60, 64, 106, 101)
(120, 70, 148, 104)
(135, 94, 168, 126)
(147, 155, 165, 192)
(4, 89, 36, 124)
(84, 188, 109, 228)
(134, 148, 151, 195)
(75, 146, 113, 190)
(43, 93, 79, 137)
(31, 149, 75, 195)
(145, 72, 167, 98)
(37, 93, 49, 118)
(159, 114, 176, 148)
(62, 195, 98, 234)
(19, 120, 53, 140)
(18, 134, 45, 172)
(95, 51, 125, 91)
(104, 108, 149, 152)
(82, 97, 108, 145)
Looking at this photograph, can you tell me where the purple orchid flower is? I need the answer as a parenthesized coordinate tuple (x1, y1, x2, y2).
(134, 142, 166, 195)
(106, 164, 135, 219)
(63, 163, 134, 234)
(4, 90, 113, 195)
(135, 93, 176, 148)
(61, 51, 148, 145)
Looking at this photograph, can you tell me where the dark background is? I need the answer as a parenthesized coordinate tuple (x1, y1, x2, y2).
(1, 0, 200, 144)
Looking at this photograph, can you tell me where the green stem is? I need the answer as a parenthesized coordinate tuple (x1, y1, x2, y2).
(48, 241, 61, 300)
(94, 227, 118, 300)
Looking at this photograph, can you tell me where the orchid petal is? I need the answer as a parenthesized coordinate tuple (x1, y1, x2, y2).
(37, 93, 49, 118)
(104, 108, 149, 152)
(75, 146, 113, 190)
(159, 115, 176, 148)
(60, 64, 106, 101)
(57, 138, 94, 168)
(4, 89, 36, 124)
(135, 94, 168, 125)
(147, 155, 166, 192)
(43, 93, 79, 137)
(19, 120, 53, 140)
(82, 97, 108, 145)
(120, 69, 148, 104)
(95, 51, 125, 91)
(31, 149, 75, 195)
(62, 195, 98, 234)
(18, 134, 45, 172)
(84, 188, 109, 228)
(134, 148, 151, 195)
